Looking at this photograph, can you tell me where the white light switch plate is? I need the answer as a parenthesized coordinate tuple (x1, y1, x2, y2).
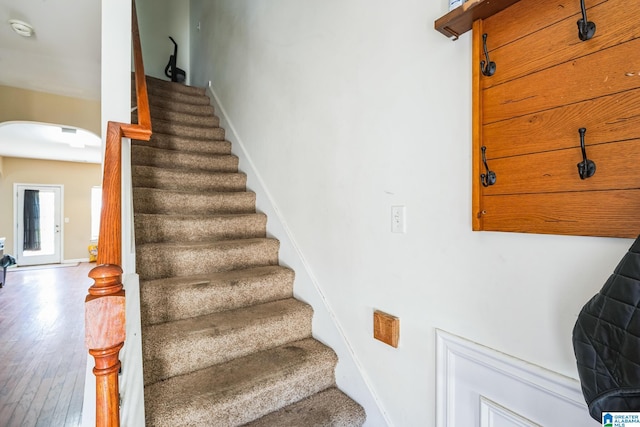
(391, 206, 406, 233)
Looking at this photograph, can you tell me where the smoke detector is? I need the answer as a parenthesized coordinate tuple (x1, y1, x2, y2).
(8, 19, 34, 37)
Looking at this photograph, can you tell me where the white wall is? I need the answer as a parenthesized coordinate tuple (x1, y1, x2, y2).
(83, 1, 145, 425)
(137, 0, 190, 84)
(190, 1, 633, 425)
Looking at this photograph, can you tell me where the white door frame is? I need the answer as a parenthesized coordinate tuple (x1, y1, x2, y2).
(13, 183, 64, 266)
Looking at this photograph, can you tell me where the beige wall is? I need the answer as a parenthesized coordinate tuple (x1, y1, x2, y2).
(0, 157, 101, 261)
(0, 85, 101, 134)
(0, 86, 102, 261)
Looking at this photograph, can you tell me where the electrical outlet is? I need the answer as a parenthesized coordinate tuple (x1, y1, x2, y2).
(208, 80, 212, 88)
(391, 206, 406, 233)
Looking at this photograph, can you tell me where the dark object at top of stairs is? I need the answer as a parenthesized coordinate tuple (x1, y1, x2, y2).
(165, 36, 186, 83)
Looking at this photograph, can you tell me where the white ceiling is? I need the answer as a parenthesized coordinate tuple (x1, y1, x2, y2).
(0, 0, 101, 100)
(0, 121, 101, 162)
(0, 0, 102, 163)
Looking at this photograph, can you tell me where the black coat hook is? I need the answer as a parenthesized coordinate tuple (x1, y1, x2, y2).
(481, 33, 496, 77)
(481, 146, 496, 187)
(577, 0, 596, 41)
(577, 128, 596, 179)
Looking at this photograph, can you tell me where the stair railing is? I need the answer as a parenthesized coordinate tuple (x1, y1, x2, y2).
(84, 1, 151, 425)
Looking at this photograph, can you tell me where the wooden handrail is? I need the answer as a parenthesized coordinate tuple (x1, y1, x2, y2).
(85, 1, 151, 426)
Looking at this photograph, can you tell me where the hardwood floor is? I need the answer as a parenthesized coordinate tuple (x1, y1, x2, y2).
(0, 263, 93, 427)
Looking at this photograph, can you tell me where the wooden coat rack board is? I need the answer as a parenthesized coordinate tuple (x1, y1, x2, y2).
(436, 0, 640, 238)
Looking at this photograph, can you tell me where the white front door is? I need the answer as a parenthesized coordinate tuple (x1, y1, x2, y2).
(15, 184, 63, 266)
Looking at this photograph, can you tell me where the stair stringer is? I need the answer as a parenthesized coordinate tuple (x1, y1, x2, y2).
(120, 138, 147, 427)
(207, 86, 392, 427)
(117, 272, 146, 426)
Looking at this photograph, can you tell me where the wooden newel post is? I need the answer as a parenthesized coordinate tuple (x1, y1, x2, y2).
(86, 264, 126, 427)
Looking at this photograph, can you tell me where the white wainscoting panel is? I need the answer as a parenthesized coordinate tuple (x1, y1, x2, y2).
(480, 396, 539, 427)
(436, 330, 600, 427)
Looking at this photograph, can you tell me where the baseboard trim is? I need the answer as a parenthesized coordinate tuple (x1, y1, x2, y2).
(64, 257, 90, 263)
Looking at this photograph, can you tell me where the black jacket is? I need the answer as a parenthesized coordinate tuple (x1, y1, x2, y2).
(573, 237, 640, 421)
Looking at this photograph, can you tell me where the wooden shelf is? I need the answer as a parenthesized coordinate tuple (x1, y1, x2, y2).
(435, 0, 523, 40)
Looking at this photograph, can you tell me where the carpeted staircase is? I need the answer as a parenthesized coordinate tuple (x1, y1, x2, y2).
(130, 75, 366, 426)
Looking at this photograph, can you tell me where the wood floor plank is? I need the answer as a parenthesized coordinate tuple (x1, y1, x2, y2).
(50, 350, 84, 427)
(66, 367, 85, 427)
(21, 361, 56, 427)
(6, 358, 48, 427)
(0, 352, 41, 408)
(0, 263, 92, 427)
(36, 348, 78, 426)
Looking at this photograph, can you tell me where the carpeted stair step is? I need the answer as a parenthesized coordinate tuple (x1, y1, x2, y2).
(245, 387, 367, 427)
(151, 118, 223, 139)
(142, 95, 217, 116)
(142, 80, 206, 97)
(134, 74, 366, 425)
(132, 133, 231, 155)
(145, 85, 211, 106)
(131, 145, 238, 173)
(132, 88, 214, 117)
(132, 165, 246, 192)
(132, 92, 211, 114)
(134, 213, 267, 244)
(136, 238, 280, 280)
(144, 338, 338, 427)
(143, 298, 313, 385)
(142, 75, 207, 96)
(132, 187, 256, 215)
(134, 107, 217, 127)
(140, 265, 295, 325)
(149, 107, 217, 126)
(132, 73, 207, 97)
